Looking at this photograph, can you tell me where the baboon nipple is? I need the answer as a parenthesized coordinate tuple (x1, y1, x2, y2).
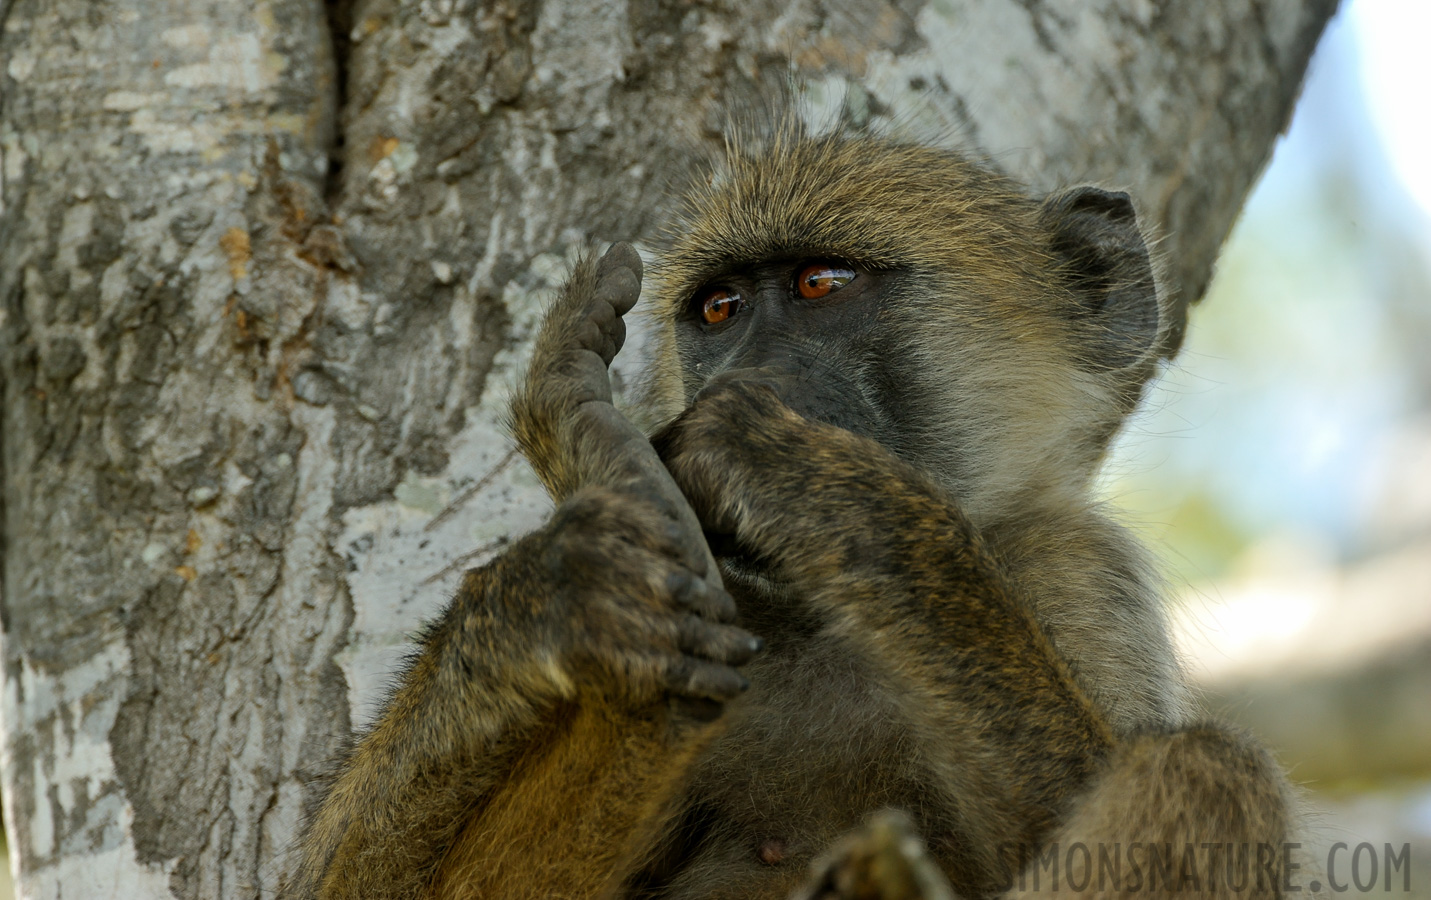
(757, 838, 787, 866)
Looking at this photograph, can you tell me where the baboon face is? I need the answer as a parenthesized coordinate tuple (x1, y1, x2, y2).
(653, 136, 1164, 516)
(672, 257, 900, 441)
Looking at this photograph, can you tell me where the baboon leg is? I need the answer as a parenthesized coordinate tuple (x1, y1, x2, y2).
(431, 703, 722, 900)
(1006, 724, 1292, 899)
(791, 726, 1291, 900)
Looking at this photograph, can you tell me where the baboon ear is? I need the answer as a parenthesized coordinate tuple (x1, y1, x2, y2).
(1040, 187, 1159, 368)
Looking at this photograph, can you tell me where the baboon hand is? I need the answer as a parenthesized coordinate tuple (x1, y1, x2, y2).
(655, 376, 911, 546)
(537, 485, 762, 706)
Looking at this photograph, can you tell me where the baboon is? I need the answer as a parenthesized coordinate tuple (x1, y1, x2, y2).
(288, 134, 1293, 899)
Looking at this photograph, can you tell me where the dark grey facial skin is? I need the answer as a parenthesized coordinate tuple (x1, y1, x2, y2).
(673, 260, 903, 441)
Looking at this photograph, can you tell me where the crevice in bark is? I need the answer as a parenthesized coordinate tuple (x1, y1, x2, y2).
(0, 278, 19, 636)
(0, 361, 7, 634)
(323, 0, 356, 205)
(1012, 0, 1071, 57)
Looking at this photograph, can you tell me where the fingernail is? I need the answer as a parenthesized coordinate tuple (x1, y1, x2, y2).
(749, 637, 764, 653)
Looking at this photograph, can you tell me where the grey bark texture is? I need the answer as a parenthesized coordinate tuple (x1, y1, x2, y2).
(0, 0, 1335, 897)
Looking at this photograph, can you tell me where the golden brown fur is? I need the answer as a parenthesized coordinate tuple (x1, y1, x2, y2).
(286, 132, 1293, 900)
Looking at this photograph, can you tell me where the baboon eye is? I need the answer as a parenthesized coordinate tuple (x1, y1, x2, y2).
(694, 287, 743, 325)
(795, 262, 856, 300)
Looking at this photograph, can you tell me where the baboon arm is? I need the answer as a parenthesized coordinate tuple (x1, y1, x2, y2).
(664, 385, 1294, 893)
(287, 538, 681, 900)
(797, 496, 1115, 866)
(660, 382, 1115, 853)
(290, 519, 738, 900)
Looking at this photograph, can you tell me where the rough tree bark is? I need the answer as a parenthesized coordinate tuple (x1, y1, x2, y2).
(0, 1, 1336, 897)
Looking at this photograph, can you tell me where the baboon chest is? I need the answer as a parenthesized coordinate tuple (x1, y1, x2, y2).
(646, 586, 941, 898)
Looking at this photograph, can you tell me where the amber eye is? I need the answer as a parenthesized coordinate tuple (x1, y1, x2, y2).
(796, 262, 856, 300)
(695, 287, 743, 325)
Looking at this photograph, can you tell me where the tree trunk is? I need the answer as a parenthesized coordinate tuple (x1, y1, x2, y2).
(0, 1, 1335, 897)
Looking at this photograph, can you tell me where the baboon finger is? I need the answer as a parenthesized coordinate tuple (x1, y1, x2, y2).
(578, 294, 626, 364)
(675, 614, 763, 666)
(592, 264, 640, 312)
(576, 318, 607, 356)
(665, 656, 750, 702)
(595, 242, 644, 313)
(605, 314, 627, 362)
(666, 571, 738, 623)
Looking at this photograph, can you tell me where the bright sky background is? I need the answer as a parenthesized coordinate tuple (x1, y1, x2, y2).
(1356, 0, 1431, 225)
